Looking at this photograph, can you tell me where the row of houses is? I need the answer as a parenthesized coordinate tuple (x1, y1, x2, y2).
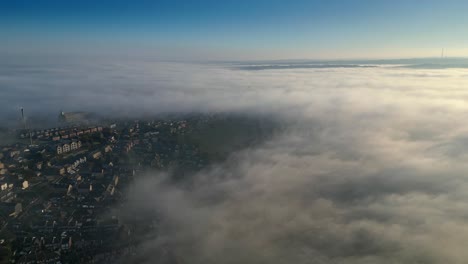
(19, 126, 73, 139)
(56, 140, 82, 155)
(58, 156, 87, 176)
(52, 127, 103, 141)
(0, 182, 15, 202)
(19, 126, 103, 141)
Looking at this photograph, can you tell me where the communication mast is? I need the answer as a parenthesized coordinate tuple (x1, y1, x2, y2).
(20, 107, 26, 129)
(20, 107, 33, 146)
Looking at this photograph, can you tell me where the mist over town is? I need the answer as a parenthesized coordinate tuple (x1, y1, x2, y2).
(2, 1, 468, 263)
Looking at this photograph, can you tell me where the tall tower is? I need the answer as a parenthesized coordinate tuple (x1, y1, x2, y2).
(20, 107, 26, 129)
(21, 108, 33, 145)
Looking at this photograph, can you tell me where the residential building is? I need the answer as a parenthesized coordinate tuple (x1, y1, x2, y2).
(63, 143, 70, 153)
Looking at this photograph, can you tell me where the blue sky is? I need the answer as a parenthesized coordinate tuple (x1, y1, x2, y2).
(2, 0, 468, 60)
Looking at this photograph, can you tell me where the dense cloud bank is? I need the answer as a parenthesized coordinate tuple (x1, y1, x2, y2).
(125, 104, 468, 263)
(3, 56, 468, 262)
(1, 56, 468, 124)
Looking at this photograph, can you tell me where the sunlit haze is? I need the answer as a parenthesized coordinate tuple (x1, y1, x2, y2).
(2, 1, 468, 264)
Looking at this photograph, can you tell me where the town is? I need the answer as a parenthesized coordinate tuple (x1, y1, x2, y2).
(0, 113, 220, 263)
(0, 112, 275, 263)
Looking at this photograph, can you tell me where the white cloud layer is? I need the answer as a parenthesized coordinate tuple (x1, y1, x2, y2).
(3, 56, 468, 263)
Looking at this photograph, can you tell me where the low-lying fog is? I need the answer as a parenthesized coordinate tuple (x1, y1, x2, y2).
(3, 55, 468, 263)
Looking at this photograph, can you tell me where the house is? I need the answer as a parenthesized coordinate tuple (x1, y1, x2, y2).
(70, 140, 82, 150)
(71, 141, 78, 150)
(104, 145, 112, 153)
(57, 145, 63, 154)
(63, 143, 71, 153)
(0, 188, 15, 202)
(57, 140, 81, 154)
(9, 150, 20, 158)
(91, 151, 102, 160)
